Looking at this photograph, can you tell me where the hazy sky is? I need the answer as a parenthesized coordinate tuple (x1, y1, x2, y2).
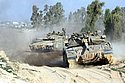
(0, 0, 125, 22)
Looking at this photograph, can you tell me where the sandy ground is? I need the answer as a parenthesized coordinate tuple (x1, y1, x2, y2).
(18, 65, 125, 83)
(1, 63, 125, 83)
(0, 50, 124, 83)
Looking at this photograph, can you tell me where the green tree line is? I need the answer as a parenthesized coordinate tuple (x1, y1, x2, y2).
(30, 0, 125, 41)
(31, 2, 64, 28)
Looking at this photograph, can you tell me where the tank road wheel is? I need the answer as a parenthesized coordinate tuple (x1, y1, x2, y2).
(68, 59, 78, 68)
(63, 49, 78, 68)
(104, 54, 116, 64)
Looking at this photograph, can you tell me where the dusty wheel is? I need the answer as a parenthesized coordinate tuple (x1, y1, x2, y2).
(104, 54, 113, 64)
(68, 59, 78, 68)
(63, 48, 78, 68)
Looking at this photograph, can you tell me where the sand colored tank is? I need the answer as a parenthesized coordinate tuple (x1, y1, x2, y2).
(63, 31, 113, 68)
(29, 30, 68, 52)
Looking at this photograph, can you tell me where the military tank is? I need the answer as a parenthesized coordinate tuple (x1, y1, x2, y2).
(29, 38, 55, 52)
(29, 29, 68, 52)
(63, 31, 113, 68)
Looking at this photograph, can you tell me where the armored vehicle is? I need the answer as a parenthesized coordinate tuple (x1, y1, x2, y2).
(29, 38, 55, 52)
(63, 31, 113, 68)
(29, 30, 68, 52)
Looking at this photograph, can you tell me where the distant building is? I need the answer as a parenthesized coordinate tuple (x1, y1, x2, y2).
(12, 22, 19, 25)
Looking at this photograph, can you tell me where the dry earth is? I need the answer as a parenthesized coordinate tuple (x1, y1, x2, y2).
(0, 50, 125, 83)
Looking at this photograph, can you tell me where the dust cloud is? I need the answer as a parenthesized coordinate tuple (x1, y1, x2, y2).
(0, 27, 40, 56)
(0, 26, 64, 67)
(112, 42, 125, 60)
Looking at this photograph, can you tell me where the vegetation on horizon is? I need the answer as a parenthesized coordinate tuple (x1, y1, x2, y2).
(30, 0, 125, 41)
(81, 0, 104, 32)
(31, 2, 64, 28)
